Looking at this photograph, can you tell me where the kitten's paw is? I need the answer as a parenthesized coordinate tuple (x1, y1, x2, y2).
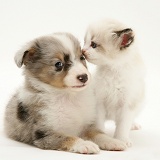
(116, 137, 132, 147)
(124, 139, 132, 147)
(131, 123, 141, 130)
(70, 139, 100, 154)
(97, 137, 127, 151)
(126, 140, 132, 147)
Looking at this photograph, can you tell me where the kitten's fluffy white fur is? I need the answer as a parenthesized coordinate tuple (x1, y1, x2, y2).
(83, 19, 145, 146)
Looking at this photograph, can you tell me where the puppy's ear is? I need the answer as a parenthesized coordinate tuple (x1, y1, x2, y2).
(14, 42, 40, 68)
(113, 28, 134, 50)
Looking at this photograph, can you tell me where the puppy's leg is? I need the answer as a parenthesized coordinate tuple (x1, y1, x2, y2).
(82, 127, 127, 151)
(114, 107, 134, 147)
(32, 126, 100, 154)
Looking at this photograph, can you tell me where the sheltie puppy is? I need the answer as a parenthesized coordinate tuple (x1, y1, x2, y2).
(4, 32, 126, 154)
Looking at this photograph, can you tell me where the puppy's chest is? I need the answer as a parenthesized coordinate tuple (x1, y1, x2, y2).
(41, 95, 93, 136)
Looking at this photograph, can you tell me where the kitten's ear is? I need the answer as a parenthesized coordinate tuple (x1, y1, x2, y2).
(113, 28, 134, 49)
(14, 42, 39, 68)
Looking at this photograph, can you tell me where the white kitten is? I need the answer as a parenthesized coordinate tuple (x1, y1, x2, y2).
(83, 19, 145, 147)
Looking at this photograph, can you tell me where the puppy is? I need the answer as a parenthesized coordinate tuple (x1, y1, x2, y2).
(83, 19, 145, 147)
(4, 32, 127, 154)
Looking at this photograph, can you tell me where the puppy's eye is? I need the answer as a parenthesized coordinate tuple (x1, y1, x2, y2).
(91, 41, 97, 48)
(80, 55, 86, 61)
(55, 61, 63, 71)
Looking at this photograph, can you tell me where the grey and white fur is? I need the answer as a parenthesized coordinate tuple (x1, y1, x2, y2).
(83, 19, 145, 147)
(4, 32, 127, 154)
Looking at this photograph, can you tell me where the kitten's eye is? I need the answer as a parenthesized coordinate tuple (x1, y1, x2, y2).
(80, 55, 86, 61)
(55, 61, 63, 71)
(91, 41, 97, 48)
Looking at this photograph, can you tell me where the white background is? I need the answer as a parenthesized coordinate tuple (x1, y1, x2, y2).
(0, 0, 160, 160)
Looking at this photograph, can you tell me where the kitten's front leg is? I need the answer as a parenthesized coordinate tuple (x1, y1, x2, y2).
(95, 102, 106, 131)
(114, 107, 134, 147)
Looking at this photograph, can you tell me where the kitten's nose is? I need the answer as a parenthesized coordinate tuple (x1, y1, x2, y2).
(77, 74, 88, 83)
(82, 49, 86, 54)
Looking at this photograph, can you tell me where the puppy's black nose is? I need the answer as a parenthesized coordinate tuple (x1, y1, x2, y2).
(77, 74, 88, 83)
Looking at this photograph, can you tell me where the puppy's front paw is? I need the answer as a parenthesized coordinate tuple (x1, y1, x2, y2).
(97, 136, 127, 151)
(70, 139, 100, 154)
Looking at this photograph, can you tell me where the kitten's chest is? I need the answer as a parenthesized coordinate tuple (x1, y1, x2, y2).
(96, 68, 130, 95)
(95, 68, 132, 119)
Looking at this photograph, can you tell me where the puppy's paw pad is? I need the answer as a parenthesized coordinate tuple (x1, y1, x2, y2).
(131, 123, 141, 130)
(70, 139, 100, 154)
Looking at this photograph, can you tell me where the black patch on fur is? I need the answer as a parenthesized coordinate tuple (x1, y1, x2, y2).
(17, 102, 29, 122)
(35, 130, 47, 139)
(115, 28, 132, 37)
(64, 54, 72, 71)
(64, 54, 70, 62)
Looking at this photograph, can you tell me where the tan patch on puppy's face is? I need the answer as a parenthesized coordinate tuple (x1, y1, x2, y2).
(27, 53, 72, 88)
(37, 65, 67, 88)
